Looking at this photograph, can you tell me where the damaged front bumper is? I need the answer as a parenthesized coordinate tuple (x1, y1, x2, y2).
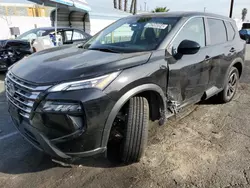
(10, 116, 106, 160)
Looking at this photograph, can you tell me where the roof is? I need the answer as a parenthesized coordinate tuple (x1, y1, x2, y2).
(133, 11, 233, 21)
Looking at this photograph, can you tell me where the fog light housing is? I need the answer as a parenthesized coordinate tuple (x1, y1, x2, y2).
(37, 101, 82, 113)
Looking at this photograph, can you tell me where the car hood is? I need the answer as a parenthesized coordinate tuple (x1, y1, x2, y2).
(11, 45, 152, 84)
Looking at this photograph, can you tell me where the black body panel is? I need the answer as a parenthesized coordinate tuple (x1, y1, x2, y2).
(11, 45, 152, 84)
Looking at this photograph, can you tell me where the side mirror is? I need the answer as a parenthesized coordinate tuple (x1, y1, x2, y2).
(177, 40, 200, 55)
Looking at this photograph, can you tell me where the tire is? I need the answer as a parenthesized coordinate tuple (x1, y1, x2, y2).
(120, 97, 149, 163)
(217, 67, 239, 103)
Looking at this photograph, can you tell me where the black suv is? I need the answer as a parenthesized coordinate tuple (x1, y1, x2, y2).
(5, 12, 245, 163)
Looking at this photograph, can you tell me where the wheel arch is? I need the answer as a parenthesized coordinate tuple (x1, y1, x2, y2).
(101, 84, 167, 148)
(231, 57, 244, 77)
(233, 61, 243, 78)
(223, 57, 244, 88)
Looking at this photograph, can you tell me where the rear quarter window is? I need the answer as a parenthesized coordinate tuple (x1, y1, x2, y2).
(207, 18, 227, 45)
(225, 21, 236, 41)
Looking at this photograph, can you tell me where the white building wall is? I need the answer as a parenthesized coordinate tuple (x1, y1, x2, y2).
(0, 16, 50, 39)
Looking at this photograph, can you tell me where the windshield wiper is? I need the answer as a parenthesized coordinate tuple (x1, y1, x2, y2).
(89, 47, 119, 53)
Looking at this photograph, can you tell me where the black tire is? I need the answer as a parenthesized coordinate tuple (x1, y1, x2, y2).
(120, 97, 149, 163)
(217, 67, 239, 103)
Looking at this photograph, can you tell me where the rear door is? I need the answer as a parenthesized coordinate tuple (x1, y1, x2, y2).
(205, 18, 234, 89)
(167, 17, 211, 104)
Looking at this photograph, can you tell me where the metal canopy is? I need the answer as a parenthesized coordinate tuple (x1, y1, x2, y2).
(28, 0, 91, 11)
(28, 0, 91, 46)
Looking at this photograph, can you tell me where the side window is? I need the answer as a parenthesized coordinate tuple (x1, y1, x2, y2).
(207, 18, 227, 45)
(72, 30, 85, 40)
(171, 17, 205, 55)
(225, 21, 236, 41)
(21, 33, 37, 40)
(65, 31, 73, 41)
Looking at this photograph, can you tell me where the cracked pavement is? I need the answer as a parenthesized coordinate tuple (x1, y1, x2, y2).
(0, 45, 250, 188)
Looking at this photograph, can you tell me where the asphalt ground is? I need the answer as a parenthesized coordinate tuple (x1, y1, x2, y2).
(0, 45, 250, 188)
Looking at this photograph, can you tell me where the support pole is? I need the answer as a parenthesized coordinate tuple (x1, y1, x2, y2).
(229, 0, 234, 18)
(55, 3, 58, 46)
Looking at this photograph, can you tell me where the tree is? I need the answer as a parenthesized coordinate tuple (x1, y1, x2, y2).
(242, 8, 248, 21)
(124, 0, 128, 11)
(134, 0, 137, 14)
(113, 0, 117, 9)
(130, 0, 134, 13)
(118, 0, 122, 10)
(130, 0, 137, 14)
(152, 7, 170, 13)
(0, 8, 12, 27)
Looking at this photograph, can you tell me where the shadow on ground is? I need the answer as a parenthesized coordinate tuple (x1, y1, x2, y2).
(0, 137, 125, 175)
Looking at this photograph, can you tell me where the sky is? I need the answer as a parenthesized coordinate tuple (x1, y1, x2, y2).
(2, 0, 250, 21)
(138, 0, 250, 20)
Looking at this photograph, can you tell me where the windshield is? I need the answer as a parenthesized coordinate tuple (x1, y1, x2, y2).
(84, 16, 180, 53)
(17, 29, 47, 40)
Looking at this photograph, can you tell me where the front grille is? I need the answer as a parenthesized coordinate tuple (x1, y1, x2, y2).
(5, 72, 51, 119)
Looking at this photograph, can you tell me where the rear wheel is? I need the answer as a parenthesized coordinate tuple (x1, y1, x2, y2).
(108, 97, 149, 164)
(217, 67, 239, 103)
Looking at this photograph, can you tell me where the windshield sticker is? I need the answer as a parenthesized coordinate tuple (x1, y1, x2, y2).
(145, 23, 168, 29)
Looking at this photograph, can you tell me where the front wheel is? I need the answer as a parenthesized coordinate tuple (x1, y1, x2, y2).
(217, 67, 239, 103)
(120, 97, 149, 163)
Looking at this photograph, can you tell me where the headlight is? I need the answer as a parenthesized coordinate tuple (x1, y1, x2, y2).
(37, 101, 82, 113)
(49, 72, 120, 92)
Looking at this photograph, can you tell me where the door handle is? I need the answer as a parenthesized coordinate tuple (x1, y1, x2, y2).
(204, 55, 210, 61)
(230, 48, 236, 53)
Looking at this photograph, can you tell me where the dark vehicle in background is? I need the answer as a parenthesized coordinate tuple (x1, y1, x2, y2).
(242, 23, 250, 29)
(0, 27, 91, 71)
(239, 29, 250, 43)
(5, 12, 245, 164)
(0, 40, 32, 71)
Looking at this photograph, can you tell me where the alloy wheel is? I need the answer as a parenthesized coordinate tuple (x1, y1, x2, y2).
(226, 72, 237, 99)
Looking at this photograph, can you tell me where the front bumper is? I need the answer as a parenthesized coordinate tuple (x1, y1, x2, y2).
(7, 87, 115, 160)
(11, 117, 106, 159)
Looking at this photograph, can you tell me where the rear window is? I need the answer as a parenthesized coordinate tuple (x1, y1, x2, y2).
(207, 18, 227, 45)
(225, 21, 236, 41)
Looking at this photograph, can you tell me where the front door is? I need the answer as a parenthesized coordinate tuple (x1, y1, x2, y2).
(166, 17, 210, 105)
